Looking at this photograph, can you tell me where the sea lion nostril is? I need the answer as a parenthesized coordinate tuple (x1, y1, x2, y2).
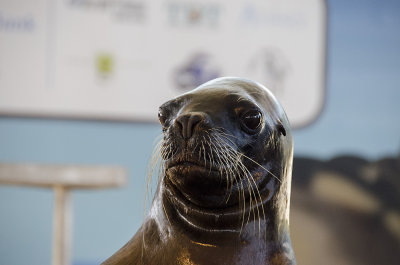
(175, 113, 204, 139)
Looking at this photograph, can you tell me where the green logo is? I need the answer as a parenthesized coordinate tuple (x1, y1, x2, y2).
(96, 53, 114, 78)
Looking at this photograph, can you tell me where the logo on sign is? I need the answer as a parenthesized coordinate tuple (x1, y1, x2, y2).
(239, 3, 305, 28)
(69, 0, 146, 22)
(0, 12, 35, 32)
(166, 2, 220, 27)
(95, 53, 114, 79)
(247, 47, 291, 97)
(174, 53, 220, 91)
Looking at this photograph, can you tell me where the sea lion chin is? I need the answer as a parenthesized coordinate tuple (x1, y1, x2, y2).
(102, 77, 296, 265)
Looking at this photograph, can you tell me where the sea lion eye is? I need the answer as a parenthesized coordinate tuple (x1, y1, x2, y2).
(158, 109, 166, 126)
(241, 110, 262, 132)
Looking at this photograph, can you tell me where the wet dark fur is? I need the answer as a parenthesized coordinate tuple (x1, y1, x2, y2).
(102, 77, 296, 265)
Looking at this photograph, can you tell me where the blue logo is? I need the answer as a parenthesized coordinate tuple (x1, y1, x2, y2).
(0, 12, 35, 32)
(174, 53, 220, 91)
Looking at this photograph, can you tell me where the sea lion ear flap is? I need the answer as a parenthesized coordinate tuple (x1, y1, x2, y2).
(277, 120, 286, 136)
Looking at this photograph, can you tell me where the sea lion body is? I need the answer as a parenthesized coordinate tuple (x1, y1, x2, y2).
(103, 77, 295, 265)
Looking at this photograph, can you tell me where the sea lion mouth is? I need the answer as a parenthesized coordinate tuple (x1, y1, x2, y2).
(164, 156, 274, 210)
(164, 155, 228, 208)
(166, 156, 221, 173)
(164, 176, 234, 211)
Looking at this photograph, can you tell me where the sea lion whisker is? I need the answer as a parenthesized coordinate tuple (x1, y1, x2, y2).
(198, 141, 202, 162)
(217, 131, 240, 141)
(160, 137, 172, 158)
(235, 160, 259, 231)
(233, 153, 266, 230)
(203, 136, 213, 174)
(240, 164, 265, 236)
(204, 132, 215, 168)
(210, 127, 226, 133)
(152, 133, 164, 146)
(213, 133, 239, 154)
(192, 140, 200, 157)
(146, 140, 163, 206)
(210, 136, 239, 211)
(220, 143, 265, 235)
(232, 159, 246, 229)
(205, 135, 217, 175)
(161, 199, 171, 227)
(241, 154, 281, 184)
(201, 139, 207, 169)
(211, 138, 232, 196)
(213, 136, 248, 231)
(143, 139, 164, 256)
(209, 139, 224, 180)
(211, 135, 239, 203)
(209, 137, 232, 196)
(211, 128, 240, 141)
(220, 148, 238, 204)
(221, 155, 246, 232)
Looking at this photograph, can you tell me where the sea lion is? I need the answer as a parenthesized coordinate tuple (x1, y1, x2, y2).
(102, 77, 295, 265)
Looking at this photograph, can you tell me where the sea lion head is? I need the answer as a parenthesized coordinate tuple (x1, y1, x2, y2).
(102, 77, 295, 265)
(157, 77, 293, 239)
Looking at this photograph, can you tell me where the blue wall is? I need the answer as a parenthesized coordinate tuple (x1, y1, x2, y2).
(0, 121, 161, 264)
(294, 0, 400, 159)
(1, 0, 399, 264)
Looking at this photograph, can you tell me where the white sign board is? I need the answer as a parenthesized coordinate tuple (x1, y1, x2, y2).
(0, 0, 326, 128)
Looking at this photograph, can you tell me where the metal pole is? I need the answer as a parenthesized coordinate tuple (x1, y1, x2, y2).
(52, 186, 72, 265)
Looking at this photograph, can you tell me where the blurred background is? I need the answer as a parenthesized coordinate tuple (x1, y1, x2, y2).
(0, 0, 399, 265)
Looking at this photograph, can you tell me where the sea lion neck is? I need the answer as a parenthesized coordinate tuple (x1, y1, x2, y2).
(157, 171, 292, 243)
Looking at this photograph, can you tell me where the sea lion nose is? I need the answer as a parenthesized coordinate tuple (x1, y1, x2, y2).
(175, 113, 205, 139)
